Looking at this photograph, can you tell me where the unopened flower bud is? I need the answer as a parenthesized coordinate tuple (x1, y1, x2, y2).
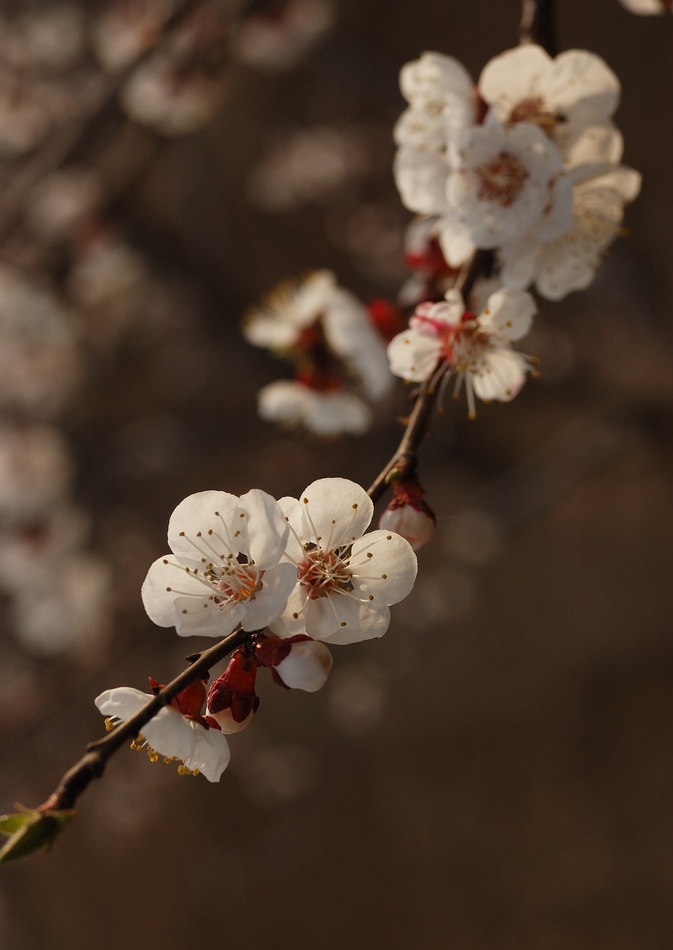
(207, 650, 260, 734)
(255, 634, 333, 692)
(379, 479, 435, 551)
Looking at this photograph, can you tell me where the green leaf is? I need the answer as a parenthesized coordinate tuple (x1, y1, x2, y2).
(0, 807, 75, 863)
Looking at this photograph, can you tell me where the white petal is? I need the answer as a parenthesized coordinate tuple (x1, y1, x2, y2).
(479, 45, 552, 120)
(349, 530, 418, 606)
(471, 349, 529, 402)
(499, 239, 539, 290)
(142, 555, 208, 628)
(480, 289, 536, 342)
(268, 583, 309, 639)
(387, 330, 442, 383)
(564, 124, 623, 167)
(183, 723, 230, 781)
(548, 50, 620, 121)
(240, 562, 297, 631)
(274, 639, 333, 691)
(174, 595, 245, 638)
(438, 215, 475, 267)
(299, 477, 373, 548)
(304, 592, 391, 644)
(168, 491, 240, 561)
(237, 488, 287, 569)
(394, 146, 450, 217)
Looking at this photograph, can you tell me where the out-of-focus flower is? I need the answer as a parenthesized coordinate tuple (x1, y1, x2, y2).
(141, 489, 296, 638)
(378, 479, 436, 551)
(0, 73, 51, 154)
(232, 0, 335, 71)
(387, 287, 536, 417)
(25, 168, 101, 242)
(0, 267, 78, 418)
(499, 163, 642, 299)
(258, 380, 372, 437)
(256, 633, 333, 691)
(246, 271, 392, 436)
(394, 51, 476, 153)
(95, 683, 230, 782)
(479, 45, 621, 161)
(269, 477, 417, 645)
(6, 5, 85, 73)
(121, 52, 221, 135)
(0, 426, 73, 524)
(11, 553, 110, 656)
(206, 649, 260, 733)
(618, 0, 671, 12)
(93, 0, 175, 72)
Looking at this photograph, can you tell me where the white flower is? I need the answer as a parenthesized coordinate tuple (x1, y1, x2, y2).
(121, 53, 220, 135)
(479, 45, 620, 160)
(25, 168, 101, 242)
(618, 0, 671, 13)
(245, 271, 392, 401)
(387, 288, 536, 417)
(141, 489, 297, 638)
(95, 686, 230, 782)
(269, 477, 417, 645)
(447, 120, 567, 249)
(499, 163, 642, 299)
(258, 380, 372, 436)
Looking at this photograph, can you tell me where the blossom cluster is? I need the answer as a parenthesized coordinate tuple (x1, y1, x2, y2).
(394, 44, 641, 302)
(97, 477, 418, 780)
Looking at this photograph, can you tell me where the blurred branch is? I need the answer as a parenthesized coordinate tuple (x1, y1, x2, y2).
(519, 0, 557, 55)
(0, 0, 206, 249)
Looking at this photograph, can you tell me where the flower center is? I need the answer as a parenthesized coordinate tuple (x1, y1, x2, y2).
(212, 561, 263, 603)
(474, 150, 529, 208)
(297, 546, 353, 599)
(508, 96, 561, 136)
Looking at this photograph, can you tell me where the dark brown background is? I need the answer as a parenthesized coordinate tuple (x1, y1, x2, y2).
(1, 0, 672, 947)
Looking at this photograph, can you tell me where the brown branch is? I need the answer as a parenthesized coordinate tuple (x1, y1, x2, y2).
(39, 626, 250, 812)
(519, 0, 558, 55)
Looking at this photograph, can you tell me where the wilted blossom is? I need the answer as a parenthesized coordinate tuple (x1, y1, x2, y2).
(387, 287, 536, 417)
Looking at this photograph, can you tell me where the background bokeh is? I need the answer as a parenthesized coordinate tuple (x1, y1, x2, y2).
(1, 0, 672, 947)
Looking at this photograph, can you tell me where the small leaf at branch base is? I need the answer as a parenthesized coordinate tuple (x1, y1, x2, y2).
(0, 806, 75, 863)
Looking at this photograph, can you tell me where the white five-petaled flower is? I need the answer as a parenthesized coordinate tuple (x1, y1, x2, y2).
(478, 45, 621, 162)
(387, 288, 536, 418)
(141, 489, 297, 638)
(269, 477, 417, 645)
(95, 686, 230, 782)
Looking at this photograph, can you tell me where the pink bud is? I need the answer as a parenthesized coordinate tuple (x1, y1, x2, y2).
(255, 634, 333, 692)
(379, 480, 435, 551)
